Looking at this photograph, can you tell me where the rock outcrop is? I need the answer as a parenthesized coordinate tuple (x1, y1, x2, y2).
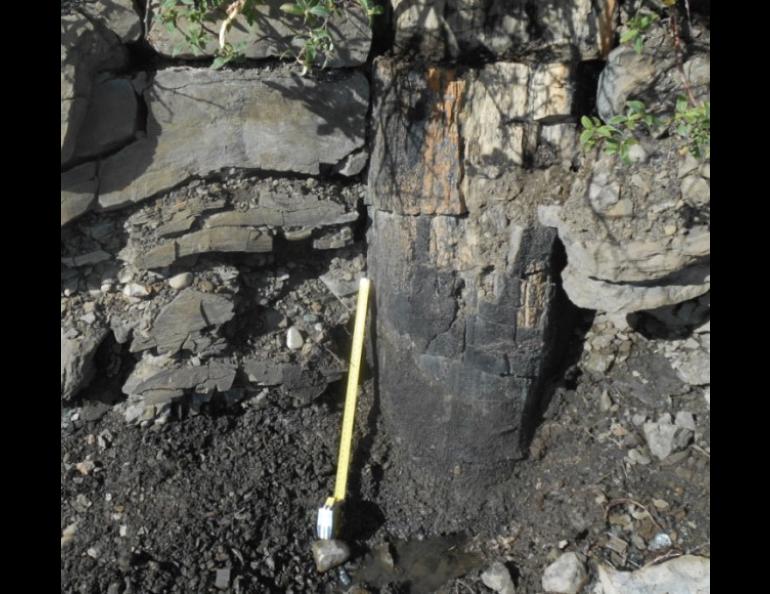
(146, 0, 371, 67)
(539, 148, 710, 315)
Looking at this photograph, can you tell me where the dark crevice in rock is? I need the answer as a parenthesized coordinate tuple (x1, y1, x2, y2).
(573, 59, 605, 119)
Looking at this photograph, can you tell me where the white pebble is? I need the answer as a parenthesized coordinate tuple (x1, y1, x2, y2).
(286, 326, 304, 350)
(168, 272, 193, 290)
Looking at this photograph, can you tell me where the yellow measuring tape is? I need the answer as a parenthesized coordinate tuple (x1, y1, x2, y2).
(318, 278, 370, 537)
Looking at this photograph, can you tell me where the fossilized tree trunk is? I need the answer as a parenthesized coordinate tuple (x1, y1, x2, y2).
(366, 58, 578, 489)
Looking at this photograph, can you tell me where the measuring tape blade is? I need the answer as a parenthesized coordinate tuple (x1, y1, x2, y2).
(332, 277, 370, 503)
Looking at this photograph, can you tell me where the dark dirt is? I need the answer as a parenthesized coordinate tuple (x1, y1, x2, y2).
(62, 308, 709, 594)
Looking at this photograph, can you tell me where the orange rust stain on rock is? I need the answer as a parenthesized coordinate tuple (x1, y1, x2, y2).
(417, 68, 466, 215)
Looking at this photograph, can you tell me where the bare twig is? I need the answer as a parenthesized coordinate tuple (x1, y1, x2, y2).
(668, 8, 698, 107)
(219, 0, 246, 50)
(604, 498, 664, 532)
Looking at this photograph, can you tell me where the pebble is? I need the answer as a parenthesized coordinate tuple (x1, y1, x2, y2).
(627, 143, 647, 164)
(674, 411, 696, 431)
(123, 283, 150, 298)
(117, 268, 134, 284)
(648, 532, 672, 551)
(599, 390, 613, 412)
(80, 312, 97, 324)
(643, 416, 693, 461)
(481, 561, 516, 594)
(75, 460, 96, 476)
(627, 448, 651, 465)
(541, 552, 586, 594)
(168, 272, 193, 290)
(311, 539, 350, 573)
(286, 326, 304, 350)
(61, 522, 78, 548)
(215, 567, 231, 590)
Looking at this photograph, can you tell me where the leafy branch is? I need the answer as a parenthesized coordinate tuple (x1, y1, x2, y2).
(580, 100, 658, 163)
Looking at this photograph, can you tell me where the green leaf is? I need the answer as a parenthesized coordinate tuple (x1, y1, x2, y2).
(620, 30, 637, 43)
(608, 115, 626, 125)
(280, 3, 305, 16)
(634, 37, 643, 53)
(580, 115, 594, 129)
(308, 5, 331, 17)
(580, 130, 595, 146)
(597, 127, 613, 139)
(211, 55, 230, 70)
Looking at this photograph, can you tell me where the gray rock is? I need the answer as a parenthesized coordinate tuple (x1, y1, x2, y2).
(671, 346, 710, 386)
(61, 10, 127, 165)
(61, 250, 112, 268)
(123, 283, 150, 298)
(286, 327, 304, 350)
(595, 555, 709, 594)
(204, 196, 358, 230)
(481, 561, 516, 594)
(61, 326, 109, 401)
(98, 68, 369, 211)
(320, 270, 360, 300)
(333, 148, 369, 176)
(133, 360, 236, 396)
(681, 175, 710, 207)
(674, 411, 696, 431)
(313, 227, 354, 250)
(147, 0, 370, 67)
(538, 147, 711, 315)
(596, 46, 661, 122)
(541, 552, 587, 594)
(311, 539, 350, 573)
(73, 77, 138, 160)
(168, 272, 193, 290)
(61, 162, 98, 227)
(643, 415, 693, 460)
(242, 359, 285, 386)
(560, 264, 710, 315)
(148, 290, 235, 354)
(215, 567, 231, 590)
(81, 0, 143, 42)
(137, 228, 273, 269)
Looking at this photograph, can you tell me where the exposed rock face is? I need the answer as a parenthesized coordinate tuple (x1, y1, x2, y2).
(367, 59, 577, 487)
(61, 9, 127, 165)
(539, 148, 710, 315)
(96, 67, 369, 212)
(118, 175, 361, 270)
(391, 0, 613, 61)
(596, 24, 710, 121)
(79, 0, 143, 43)
(146, 0, 371, 67)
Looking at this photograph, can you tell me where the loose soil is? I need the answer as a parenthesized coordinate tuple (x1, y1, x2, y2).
(61, 313, 710, 594)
